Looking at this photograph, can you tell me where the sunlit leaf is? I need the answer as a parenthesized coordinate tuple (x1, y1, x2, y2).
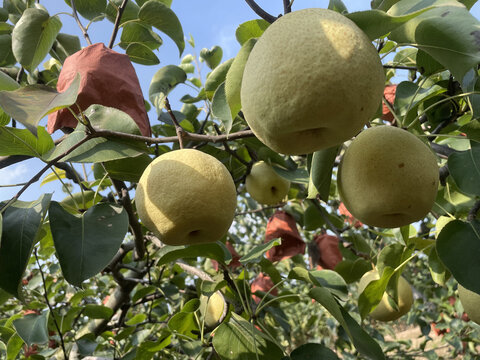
(0, 73, 80, 136)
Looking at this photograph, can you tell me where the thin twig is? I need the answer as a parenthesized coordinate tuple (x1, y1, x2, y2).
(70, 0, 93, 45)
(34, 249, 68, 360)
(213, 124, 250, 166)
(383, 64, 417, 71)
(244, 0, 277, 23)
(165, 97, 185, 149)
(108, 0, 129, 49)
(93, 127, 254, 145)
(235, 203, 285, 216)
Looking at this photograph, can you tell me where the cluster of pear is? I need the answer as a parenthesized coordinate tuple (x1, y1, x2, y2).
(241, 8, 439, 228)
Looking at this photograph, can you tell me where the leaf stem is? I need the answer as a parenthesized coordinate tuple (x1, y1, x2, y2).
(70, 0, 93, 46)
(34, 249, 69, 360)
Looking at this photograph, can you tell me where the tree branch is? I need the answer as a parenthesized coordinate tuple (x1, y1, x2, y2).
(244, 0, 277, 23)
(70, 0, 93, 46)
(112, 180, 145, 259)
(165, 97, 185, 149)
(108, 0, 129, 49)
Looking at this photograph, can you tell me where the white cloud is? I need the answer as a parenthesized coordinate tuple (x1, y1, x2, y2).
(216, 27, 240, 59)
(0, 163, 30, 185)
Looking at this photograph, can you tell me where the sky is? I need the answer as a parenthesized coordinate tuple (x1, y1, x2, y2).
(1, 0, 480, 203)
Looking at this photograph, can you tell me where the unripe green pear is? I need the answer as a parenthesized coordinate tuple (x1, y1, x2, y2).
(245, 161, 290, 205)
(358, 270, 414, 322)
(338, 126, 439, 228)
(199, 292, 227, 328)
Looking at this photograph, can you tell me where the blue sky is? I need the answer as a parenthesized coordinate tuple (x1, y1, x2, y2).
(1, 0, 480, 203)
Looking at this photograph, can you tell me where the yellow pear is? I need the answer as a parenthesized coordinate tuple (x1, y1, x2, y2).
(135, 149, 237, 245)
(240, 8, 385, 155)
(245, 161, 290, 205)
(358, 270, 414, 322)
(458, 285, 480, 325)
(338, 126, 439, 228)
(199, 292, 227, 328)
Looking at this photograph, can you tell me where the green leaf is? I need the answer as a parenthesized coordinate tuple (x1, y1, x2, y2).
(0, 126, 54, 156)
(200, 46, 223, 69)
(59, 191, 103, 213)
(388, 0, 480, 81)
(211, 82, 233, 133)
(290, 343, 339, 360)
(309, 287, 384, 360)
(339, 307, 386, 360)
(49, 202, 129, 287)
(126, 42, 160, 65)
(212, 313, 284, 360)
(436, 219, 480, 294)
(448, 141, 480, 196)
(235, 19, 269, 45)
(307, 146, 339, 201)
(0, 70, 19, 91)
(347, 6, 433, 41)
(6, 333, 23, 360)
(138, 0, 184, 56)
(11, 8, 62, 72)
(358, 267, 395, 319)
(51, 33, 81, 63)
(44, 105, 147, 163)
(84, 304, 114, 319)
(98, 153, 152, 183)
(125, 313, 147, 326)
(156, 242, 232, 266)
(120, 21, 163, 50)
(225, 38, 256, 121)
(0, 73, 80, 136)
(428, 246, 450, 286)
(0, 194, 52, 298)
(273, 166, 309, 185)
(168, 312, 199, 339)
(12, 312, 48, 346)
(0, 35, 16, 67)
(105, 0, 139, 24)
(458, 0, 478, 9)
(64, 0, 106, 21)
(149, 65, 186, 113)
(205, 58, 234, 100)
(328, 0, 348, 13)
(239, 238, 281, 264)
(335, 258, 372, 284)
(308, 269, 349, 301)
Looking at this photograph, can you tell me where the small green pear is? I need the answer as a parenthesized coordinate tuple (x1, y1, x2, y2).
(245, 161, 290, 205)
(358, 270, 414, 322)
(199, 291, 227, 328)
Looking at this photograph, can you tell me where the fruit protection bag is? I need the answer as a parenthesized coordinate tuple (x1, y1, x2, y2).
(47, 43, 151, 136)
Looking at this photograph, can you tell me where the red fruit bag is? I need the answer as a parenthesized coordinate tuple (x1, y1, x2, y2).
(310, 233, 343, 270)
(382, 84, 397, 122)
(265, 210, 306, 262)
(212, 241, 242, 271)
(251, 273, 278, 304)
(47, 43, 151, 136)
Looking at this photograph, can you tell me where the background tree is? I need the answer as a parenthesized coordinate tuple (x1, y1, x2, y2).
(0, 0, 480, 359)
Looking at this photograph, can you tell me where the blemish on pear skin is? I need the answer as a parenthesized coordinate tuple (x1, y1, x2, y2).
(441, 11, 449, 17)
(398, 163, 405, 168)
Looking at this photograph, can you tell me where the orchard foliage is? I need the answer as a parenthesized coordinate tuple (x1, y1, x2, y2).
(0, 0, 480, 359)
